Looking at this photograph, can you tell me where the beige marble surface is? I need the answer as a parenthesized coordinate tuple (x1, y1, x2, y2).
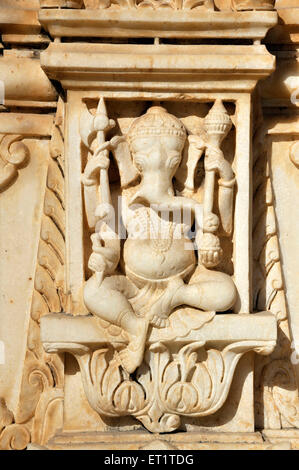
(0, 0, 299, 450)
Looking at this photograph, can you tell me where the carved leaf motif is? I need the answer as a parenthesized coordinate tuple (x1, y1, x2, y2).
(153, 309, 214, 343)
(90, 348, 109, 389)
(264, 360, 299, 429)
(0, 424, 30, 451)
(35, 265, 61, 313)
(15, 350, 55, 424)
(0, 399, 13, 432)
(67, 335, 277, 433)
(0, 400, 30, 450)
(136, 360, 153, 400)
(252, 126, 298, 429)
(168, 383, 198, 412)
(114, 381, 145, 413)
(50, 97, 65, 173)
(84, 0, 113, 8)
(92, 0, 214, 8)
(12, 100, 66, 448)
(47, 159, 65, 207)
(192, 362, 212, 406)
(165, 346, 224, 414)
(44, 188, 65, 236)
(31, 291, 49, 323)
(204, 349, 224, 404)
(183, 0, 211, 9)
(162, 361, 180, 393)
(138, 412, 180, 434)
(232, 0, 275, 11)
(253, 158, 286, 323)
(31, 389, 63, 446)
(136, 0, 175, 9)
(157, 413, 180, 432)
(101, 359, 122, 405)
(144, 342, 171, 386)
(177, 342, 204, 382)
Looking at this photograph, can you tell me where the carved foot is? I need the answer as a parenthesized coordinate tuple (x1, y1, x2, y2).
(147, 278, 184, 328)
(118, 318, 148, 374)
(118, 343, 144, 374)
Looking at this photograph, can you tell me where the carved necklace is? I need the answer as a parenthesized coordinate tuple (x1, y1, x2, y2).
(147, 209, 174, 255)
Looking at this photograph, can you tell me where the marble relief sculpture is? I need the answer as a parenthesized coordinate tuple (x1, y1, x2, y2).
(50, 97, 277, 433)
(3, 0, 299, 450)
(81, 99, 237, 374)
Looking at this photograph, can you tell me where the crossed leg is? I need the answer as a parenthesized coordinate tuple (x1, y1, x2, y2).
(83, 275, 148, 374)
(84, 267, 237, 372)
(148, 265, 237, 325)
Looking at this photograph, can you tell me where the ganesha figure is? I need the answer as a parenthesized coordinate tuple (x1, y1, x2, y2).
(81, 99, 237, 374)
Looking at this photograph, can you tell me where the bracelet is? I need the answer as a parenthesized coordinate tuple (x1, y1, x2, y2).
(218, 177, 236, 188)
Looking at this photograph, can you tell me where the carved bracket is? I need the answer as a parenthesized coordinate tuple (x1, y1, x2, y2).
(74, 339, 275, 432)
(42, 312, 277, 433)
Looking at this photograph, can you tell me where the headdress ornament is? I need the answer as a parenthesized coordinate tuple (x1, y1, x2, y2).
(127, 106, 186, 145)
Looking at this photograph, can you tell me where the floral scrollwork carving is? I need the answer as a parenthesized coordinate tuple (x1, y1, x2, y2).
(14, 99, 66, 447)
(0, 399, 30, 450)
(253, 107, 299, 431)
(0, 134, 30, 192)
(262, 360, 299, 429)
(83, 0, 214, 10)
(231, 0, 275, 10)
(65, 339, 275, 433)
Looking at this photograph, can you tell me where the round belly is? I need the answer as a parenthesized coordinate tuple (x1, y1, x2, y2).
(124, 237, 196, 281)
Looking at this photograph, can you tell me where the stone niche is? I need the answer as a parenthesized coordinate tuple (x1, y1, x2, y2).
(1, 0, 299, 451)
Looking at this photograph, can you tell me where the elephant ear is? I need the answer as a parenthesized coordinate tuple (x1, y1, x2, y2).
(111, 136, 139, 188)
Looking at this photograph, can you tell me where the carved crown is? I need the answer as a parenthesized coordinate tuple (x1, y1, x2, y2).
(127, 106, 187, 145)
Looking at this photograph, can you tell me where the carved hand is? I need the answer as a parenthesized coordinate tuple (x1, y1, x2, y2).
(188, 134, 206, 151)
(197, 232, 223, 268)
(205, 147, 233, 181)
(88, 251, 106, 274)
(95, 202, 113, 221)
(82, 148, 110, 186)
(89, 232, 120, 275)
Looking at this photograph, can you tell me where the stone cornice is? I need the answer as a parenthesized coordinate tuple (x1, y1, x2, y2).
(266, 8, 299, 44)
(38, 9, 277, 40)
(0, 113, 54, 137)
(0, 56, 57, 105)
(0, 8, 40, 35)
(40, 43, 276, 93)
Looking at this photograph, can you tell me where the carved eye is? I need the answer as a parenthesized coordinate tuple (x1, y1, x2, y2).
(133, 154, 146, 172)
(166, 153, 181, 169)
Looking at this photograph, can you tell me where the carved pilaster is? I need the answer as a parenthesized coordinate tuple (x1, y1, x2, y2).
(253, 106, 299, 431)
(12, 100, 66, 447)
